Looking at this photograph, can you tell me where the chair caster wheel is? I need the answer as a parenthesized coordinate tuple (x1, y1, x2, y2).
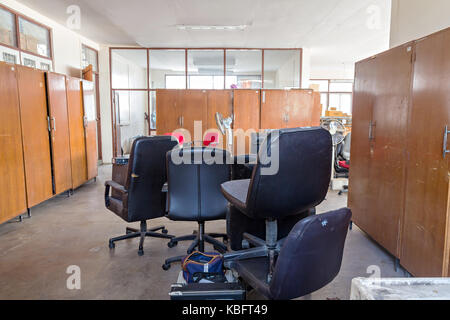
(138, 249, 144, 256)
(162, 229, 168, 234)
(109, 241, 115, 249)
(168, 241, 178, 248)
(162, 263, 171, 271)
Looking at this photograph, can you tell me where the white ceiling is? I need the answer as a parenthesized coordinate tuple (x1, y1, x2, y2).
(17, 0, 392, 78)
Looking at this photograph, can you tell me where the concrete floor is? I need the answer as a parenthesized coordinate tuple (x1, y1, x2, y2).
(0, 165, 407, 300)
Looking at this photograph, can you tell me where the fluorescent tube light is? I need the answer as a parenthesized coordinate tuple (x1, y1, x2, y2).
(176, 25, 248, 31)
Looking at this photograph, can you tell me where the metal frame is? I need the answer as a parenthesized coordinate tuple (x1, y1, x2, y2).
(310, 78, 354, 112)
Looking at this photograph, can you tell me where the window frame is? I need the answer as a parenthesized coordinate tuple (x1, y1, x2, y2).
(0, 3, 54, 66)
(310, 78, 354, 114)
(82, 44, 99, 74)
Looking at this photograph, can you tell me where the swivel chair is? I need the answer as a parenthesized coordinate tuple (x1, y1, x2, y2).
(221, 127, 332, 281)
(162, 147, 232, 270)
(231, 208, 352, 300)
(105, 136, 178, 256)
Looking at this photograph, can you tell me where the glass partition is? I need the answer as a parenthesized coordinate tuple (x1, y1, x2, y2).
(0, 7, 17, 47)
(111, 49, 148, 89)
(82, 45, 98, 72)
(18, 17, 51, 57)
(149, 49, 185, 89)
(188, 50, 224, 89)
(225, 50, 262, 89)
(264, 50, 300, 89)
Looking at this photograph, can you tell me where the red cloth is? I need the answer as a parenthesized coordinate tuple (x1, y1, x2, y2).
(339, 160, 350, 169)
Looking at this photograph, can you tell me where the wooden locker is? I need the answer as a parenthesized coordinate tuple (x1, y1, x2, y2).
(260, 90, 286, 129)
(82, 80, 98, 180)
(286, 89, 321, 127)
(233, 90, 261, 155)
(349, 43, 413, 258)
(66, 77, 88, 189)
(401, 29, 450, 277)
(156, 90, 181, 135)
(46, 72, 73, 194)
(179, 90, 208, 144)
(16, 66, 53, 208)
(206, 90, 233, 149)
(0, 62, 27, 223)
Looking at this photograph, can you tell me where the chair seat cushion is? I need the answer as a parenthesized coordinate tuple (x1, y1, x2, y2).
(221, 179, 250, 212)
(230, 257, 272, 299)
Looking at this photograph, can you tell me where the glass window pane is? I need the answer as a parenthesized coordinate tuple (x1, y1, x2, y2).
(329, 80, 353, 92)
(188, 50, 224, 89)
(310, 80, 329, 92)
(264, 50, 300, 89)
(149, 49, 185, 89)
(18, 17, 50, 57)
(320, 93, 328, 108)
(82, 45, 98, 72)
(0, 8, 17, 47)
(149, 91, 156, 130)
(341, 94, 352, 114)
(226, 50, 262, 89)
(111, 49, 148, 89)
(114, 90, 149, 153)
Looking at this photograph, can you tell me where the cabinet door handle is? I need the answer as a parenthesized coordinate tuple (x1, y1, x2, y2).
(47, 116, 51, 132)
(443, 125, 450, 159)
(369, 120, 376, 140)
(52, 117, 56, 132)
(181, 116, 184, 127)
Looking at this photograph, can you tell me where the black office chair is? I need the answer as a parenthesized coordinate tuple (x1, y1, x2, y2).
(221, 127, 332, 281)
(231, 208, 352, 300)
(162, 147, 232, 270)
(105, 136, 178, 256)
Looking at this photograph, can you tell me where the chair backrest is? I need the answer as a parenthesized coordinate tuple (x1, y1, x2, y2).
(269, 208, 352, 300)
(245, 127, 332, 219)
(167, 147, 231, 221)
(126, 136, 178, 222)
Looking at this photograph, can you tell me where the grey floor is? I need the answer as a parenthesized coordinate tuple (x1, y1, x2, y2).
(0, 165, 407, 300)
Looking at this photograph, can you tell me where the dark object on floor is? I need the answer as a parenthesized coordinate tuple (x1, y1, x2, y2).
(105, 136, 178, 256)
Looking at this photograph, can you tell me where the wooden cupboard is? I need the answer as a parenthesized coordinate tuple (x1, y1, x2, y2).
(16, 65, 53, 208)
(46, 73, 73, 194)
(0, 62, 27, 223)
(348, 27, 450, 277)
(66, 76, 88, 189)
(82, 80, 99, 180)
(260, 89, 320, 129)
(155, 89, 319, 154)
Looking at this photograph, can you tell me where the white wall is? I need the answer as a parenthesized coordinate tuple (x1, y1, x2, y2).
(2, 0, 99, 76)
(98, 45, 113, 163)
(390, 0, 450, 47)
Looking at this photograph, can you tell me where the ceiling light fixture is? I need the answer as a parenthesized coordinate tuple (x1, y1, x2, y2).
(176, 24, 248, 31)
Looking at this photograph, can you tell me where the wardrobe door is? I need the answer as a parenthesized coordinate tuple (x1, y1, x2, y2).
(82, 80, 98, 180)
(260, 90, 286, 129)
(401, 29, 450, 277)
(233, 90, 261, 155)
(0, 62, 27, 223)
(16, 66, 53, 207)
(179, 90, 208, 145)
(349, 43, 413, 258)
(66, 77, 87, 189)
(156, 90, 181, 135)
(286, 89, 320, 128)
(46, 72, 73, 194)
(206, 90, 233, 149)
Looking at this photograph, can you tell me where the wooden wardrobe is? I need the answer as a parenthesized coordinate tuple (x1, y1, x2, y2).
(349, 27, 450, 277)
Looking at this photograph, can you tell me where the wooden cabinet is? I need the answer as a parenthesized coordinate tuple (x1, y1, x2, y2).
(349, 27, 450, 276)
(179, 90, 208, 143)
(233, 90, 261, 155)
(0, 62, 27, 224)
(66, 77, 88, 189)
(46, 73, 73, 194)
(206, 90, 233, 149)
(16, 66, 54, 208)
(82, 80, 99, 180)
(401, 29, 450, 277)
(261, 89, 320, 129)
(156, 90, 181, 136)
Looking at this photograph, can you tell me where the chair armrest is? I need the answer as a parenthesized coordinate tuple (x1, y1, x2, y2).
(104, 180, 127, 207)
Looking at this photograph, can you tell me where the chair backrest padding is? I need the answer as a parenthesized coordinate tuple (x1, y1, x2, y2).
(269, 208, 352, 300)
(167, 147, 231, 221)
(126, 136, 178, 222)
(246, 127, 332, 219)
